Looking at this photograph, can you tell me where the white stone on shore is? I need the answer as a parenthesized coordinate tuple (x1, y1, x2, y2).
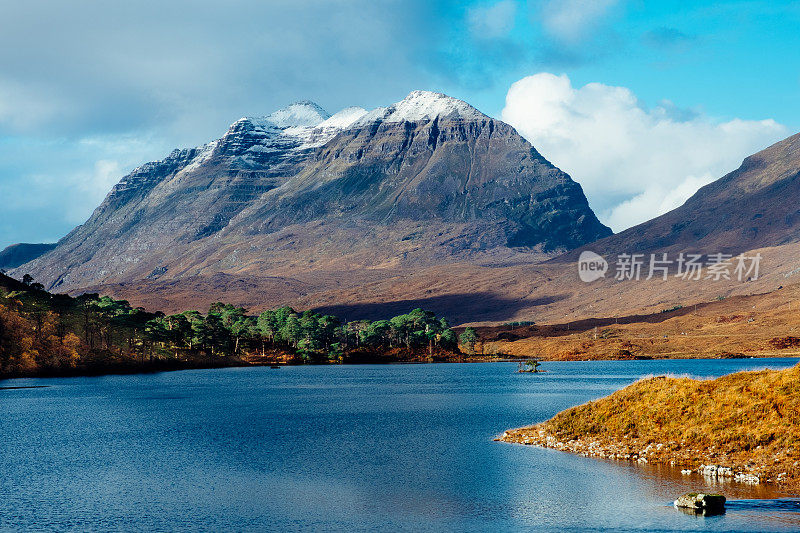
(734, 472, 760, 484)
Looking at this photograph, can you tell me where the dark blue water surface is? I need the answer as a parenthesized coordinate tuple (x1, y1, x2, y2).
(2, 358, 800, 532)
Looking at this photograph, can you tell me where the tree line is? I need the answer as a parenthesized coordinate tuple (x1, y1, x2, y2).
(0, 273, 473, 376)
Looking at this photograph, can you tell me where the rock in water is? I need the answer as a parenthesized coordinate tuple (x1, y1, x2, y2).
(674, 493, 726, 515)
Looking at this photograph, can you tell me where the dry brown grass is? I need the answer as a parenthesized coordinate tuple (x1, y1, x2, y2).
(502, 364, 800, 489)
(481, 283, 800, 360)
(76, 237, 800, 329)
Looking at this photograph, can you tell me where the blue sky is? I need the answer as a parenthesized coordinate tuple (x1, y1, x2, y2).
(1, 0, 798, 249)
(460, 1, 800, 123)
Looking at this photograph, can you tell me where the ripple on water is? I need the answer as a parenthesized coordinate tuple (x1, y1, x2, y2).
(1, 359, 799, 531)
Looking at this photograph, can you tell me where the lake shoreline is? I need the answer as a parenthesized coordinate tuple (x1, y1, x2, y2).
(0, 353, 527, 381)
(498, 364, 800, 495)
(498, 426, 800, 494)
(4, 352, 798, 381)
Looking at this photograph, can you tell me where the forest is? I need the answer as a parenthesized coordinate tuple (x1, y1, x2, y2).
(0, 272, 475, 378)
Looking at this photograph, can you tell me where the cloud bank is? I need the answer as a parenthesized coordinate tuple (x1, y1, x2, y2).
(501, 73, 788, 231)
(0, 133, 168, 246)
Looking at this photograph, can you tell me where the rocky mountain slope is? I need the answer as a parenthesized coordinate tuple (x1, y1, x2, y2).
(14, 120, 800, 326)
(16, 91, 610, 307)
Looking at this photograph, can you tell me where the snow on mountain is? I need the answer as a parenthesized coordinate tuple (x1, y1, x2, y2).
(187, 92, 488, 171)
(182, 140, 220, 173)
(262, 101, 329, 128)
(389, 90, 485, 122)
(235, 101, 329, 134)
(357, 90, 486, 125)
(234, 104, 369, 151)
(295, 107, 369, 148)
(319, 106, 369, 129)
(231, 91, 485, 147)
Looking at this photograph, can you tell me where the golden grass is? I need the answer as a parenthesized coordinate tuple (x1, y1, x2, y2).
(550, 366, 800, 446)
(503, 364, 800, 488)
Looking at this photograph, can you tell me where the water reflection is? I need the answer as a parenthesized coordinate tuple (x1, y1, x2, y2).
(1, 358, 799, 531)
(674, 505, 726, 517)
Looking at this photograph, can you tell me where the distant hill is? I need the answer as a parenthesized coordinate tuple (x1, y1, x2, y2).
(0, 243, 56, 270)
(14, 91, 609, 318)
(561, 131, 800, 259)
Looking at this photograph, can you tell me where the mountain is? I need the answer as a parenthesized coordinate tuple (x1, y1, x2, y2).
(0, 243, 56, 271)
(473, 129, 800, 326)
(565, 132, 800, 258)
(15, 91, 610, 314)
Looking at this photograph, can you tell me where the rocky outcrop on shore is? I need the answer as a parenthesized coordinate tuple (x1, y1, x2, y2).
(497, 426, 781, 486)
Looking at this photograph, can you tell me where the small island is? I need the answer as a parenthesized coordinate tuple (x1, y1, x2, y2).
(517, 359, 543, 372)
(499, 364, 800, 491)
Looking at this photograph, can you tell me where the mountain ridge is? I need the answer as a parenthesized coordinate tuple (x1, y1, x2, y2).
(15, 91, 610, 308)
(556, 131, 800, 261)
(17, 127, 800, 325)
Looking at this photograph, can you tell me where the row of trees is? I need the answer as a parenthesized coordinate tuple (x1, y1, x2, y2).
(148, 304, 460, 361)
(0, 273, 469, 375)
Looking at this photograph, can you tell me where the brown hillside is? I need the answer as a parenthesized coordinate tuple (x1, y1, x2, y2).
(70, 238, 800, 327)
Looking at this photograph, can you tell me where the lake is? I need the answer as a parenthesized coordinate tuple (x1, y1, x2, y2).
(2, 358, 799, 531)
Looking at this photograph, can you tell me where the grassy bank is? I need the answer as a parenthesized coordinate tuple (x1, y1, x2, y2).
(500, 364, 800, 491)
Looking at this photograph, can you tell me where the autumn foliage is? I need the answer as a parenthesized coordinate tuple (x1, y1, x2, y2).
(526, 364, 800, 486)
(0, 272, 460, 377)
(0, 304, 80, 375)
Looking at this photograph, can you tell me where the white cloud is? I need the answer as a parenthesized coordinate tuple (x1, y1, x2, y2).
(539, 0, 618, 43)
(501, 73, 788, 231)
(468, 0, 518, 39)
(63, 159, 124, 221)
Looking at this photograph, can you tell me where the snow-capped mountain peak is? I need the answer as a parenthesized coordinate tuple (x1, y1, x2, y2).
(266, 101, 329, 128)
(25, 86, 612, 301)
(228, 91, 485, 144)
(357, 90, 486, 125)
(215, 91, 490, 168)
(293, 107, 369, 148)
(236, 101, 330, 132)
(391, 90, 484, 121)
(318, 107, 369, 129)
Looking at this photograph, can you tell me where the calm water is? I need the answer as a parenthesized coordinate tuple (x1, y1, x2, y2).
(2, 358, 800, 532)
